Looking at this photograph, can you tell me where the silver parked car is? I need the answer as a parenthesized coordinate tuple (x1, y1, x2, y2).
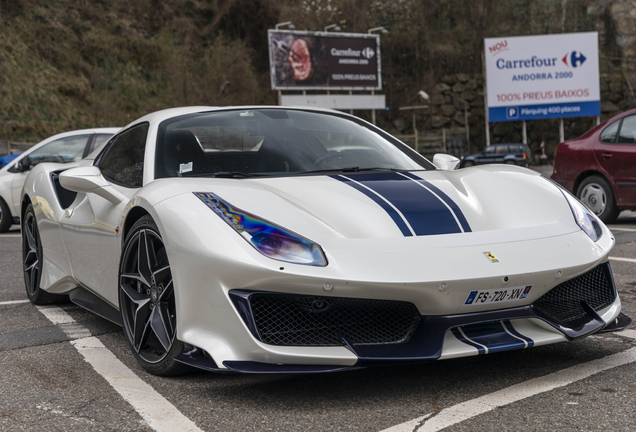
(0, 128, 119, 232)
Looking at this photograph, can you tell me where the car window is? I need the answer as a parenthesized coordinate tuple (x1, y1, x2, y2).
(600, 120, 620, 143)
(617, 115, 636, 144)
(98, 123, 149, 188)
(483, 146, 495, 154)
(87, 134, 113, 155)
(26, 135, 89, 169)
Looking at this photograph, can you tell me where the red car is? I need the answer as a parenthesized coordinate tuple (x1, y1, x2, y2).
(551, 108, 636, 223)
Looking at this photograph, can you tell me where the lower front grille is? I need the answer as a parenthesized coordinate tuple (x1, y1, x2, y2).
(248, 293, 421, 346)
(533, 262, 615, 323)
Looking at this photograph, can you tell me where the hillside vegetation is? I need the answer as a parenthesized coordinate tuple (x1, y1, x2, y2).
(0, 0, 623, 147)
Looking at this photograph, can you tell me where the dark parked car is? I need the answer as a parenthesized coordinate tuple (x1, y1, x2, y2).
(461, 143, 532, 168)
(551, 108, 636, 224)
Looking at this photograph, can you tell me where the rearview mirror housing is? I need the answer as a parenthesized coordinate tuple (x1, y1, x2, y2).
(432, 153, 460, 171)
(17, 157, 30, 172)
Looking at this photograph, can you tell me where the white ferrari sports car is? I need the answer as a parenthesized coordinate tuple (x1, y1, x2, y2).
(21, 106, 630, 375)
(0, 127, 119, 232)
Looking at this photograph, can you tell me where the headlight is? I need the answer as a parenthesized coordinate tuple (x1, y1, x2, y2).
(194, 192, 328, 266)
(561, 190, 603, 242)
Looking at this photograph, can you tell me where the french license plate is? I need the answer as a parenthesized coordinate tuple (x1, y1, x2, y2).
(464, 285, 532, 306)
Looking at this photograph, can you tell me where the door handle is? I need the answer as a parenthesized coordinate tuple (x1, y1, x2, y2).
(602, 152, 613, 159)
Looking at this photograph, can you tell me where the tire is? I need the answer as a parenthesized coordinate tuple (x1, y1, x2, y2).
(0, 197, 12, 233)
(504, 160, 516, 165)
(577, 175, 620, 224)
(119, 215, 191, 376)
(22, 204, 66, 304)
(463, 161, 475, 168)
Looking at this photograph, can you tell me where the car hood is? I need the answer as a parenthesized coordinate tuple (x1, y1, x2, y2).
(146, 165, 580, 244)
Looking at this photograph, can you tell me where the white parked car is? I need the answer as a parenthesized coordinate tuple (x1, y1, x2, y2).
(0, 128, 119, 231)
(20, 107, 630, 376)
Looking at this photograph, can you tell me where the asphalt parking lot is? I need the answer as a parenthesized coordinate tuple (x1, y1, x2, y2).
(1, 208, 636, 432)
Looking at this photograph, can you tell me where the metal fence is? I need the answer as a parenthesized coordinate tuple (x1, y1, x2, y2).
(395, 127, 469, 160)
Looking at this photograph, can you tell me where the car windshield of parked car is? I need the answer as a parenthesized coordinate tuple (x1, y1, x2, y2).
(25, 135, 89, 169)
(154, 109, 435, 178)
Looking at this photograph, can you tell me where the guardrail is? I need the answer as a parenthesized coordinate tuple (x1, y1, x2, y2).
(395, 127, 468, 159)
(0, 140, 35, 156)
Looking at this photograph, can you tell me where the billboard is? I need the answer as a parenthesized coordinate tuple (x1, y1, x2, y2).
(268, 29, 381, 91)
(484, 32, 600, 122)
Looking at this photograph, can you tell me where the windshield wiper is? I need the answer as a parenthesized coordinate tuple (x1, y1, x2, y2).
(205, 171, 260, 178)
(299, 167, 404, 175)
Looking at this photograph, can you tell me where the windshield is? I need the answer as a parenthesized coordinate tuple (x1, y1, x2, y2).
(154, 109, 435, 178)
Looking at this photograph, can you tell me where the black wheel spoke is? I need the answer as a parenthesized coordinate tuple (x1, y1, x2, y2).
(133, 300, 152, 352)
(137, 230, 153, 287)
(150, 305, 172, 352)
(153, 265, 171, 286)
(120, 279, 148, 303)
(158, 279, 173, 302)
(25, 220, 37, 251)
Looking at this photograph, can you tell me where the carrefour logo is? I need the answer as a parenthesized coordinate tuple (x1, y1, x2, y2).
(562, 51, 586, 68)
(496, 56, 558, 70)
(361, 47, 375, 59)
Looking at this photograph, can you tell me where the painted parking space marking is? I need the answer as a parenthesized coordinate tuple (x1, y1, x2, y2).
(0, 234, 21, 238)
(382, 331, 636, 432)
(609, 256, 636, 263)
(37, 305, 203, 432)
(608, 227, 636, 232)
(0, 299, 29, 306)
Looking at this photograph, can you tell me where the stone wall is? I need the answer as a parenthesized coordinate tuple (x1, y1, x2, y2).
(390, 0, 636, 161)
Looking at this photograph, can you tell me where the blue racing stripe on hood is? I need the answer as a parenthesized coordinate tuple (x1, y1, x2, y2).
(331, 174, 413, 236)
(400, 172, 472, 233)
(332, 172, 469, 236)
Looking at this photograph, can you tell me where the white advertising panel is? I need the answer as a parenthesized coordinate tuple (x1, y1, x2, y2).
(484, 32, 599, 122)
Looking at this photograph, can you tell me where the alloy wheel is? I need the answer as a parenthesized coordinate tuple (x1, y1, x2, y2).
(120, 228, 176, 364)
(23, 212, 40, 297)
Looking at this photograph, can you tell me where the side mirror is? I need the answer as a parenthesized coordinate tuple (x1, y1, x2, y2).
(433, 153, 460, 171)
(59, 166, 125, 204)
(17, 157, 30, 172)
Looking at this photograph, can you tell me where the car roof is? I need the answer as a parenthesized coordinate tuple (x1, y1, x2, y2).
(117, 106, 350, 131)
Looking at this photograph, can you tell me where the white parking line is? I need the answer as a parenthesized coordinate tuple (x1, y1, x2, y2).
(0, 234, 21, 238)
(608, 227, 636, 232)
(0, 299, 30, 306)
(382, 331, 636, 432)
(609, 256, 636, 263)
(37, 306, 203, 432)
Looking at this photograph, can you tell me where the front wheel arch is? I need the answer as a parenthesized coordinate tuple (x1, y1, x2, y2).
(121, 206, 150, 249)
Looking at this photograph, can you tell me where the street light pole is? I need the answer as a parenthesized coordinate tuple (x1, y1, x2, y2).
(275, 21, 295, 30)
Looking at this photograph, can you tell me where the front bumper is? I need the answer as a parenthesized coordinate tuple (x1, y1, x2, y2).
(174, 262, 631, 373)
